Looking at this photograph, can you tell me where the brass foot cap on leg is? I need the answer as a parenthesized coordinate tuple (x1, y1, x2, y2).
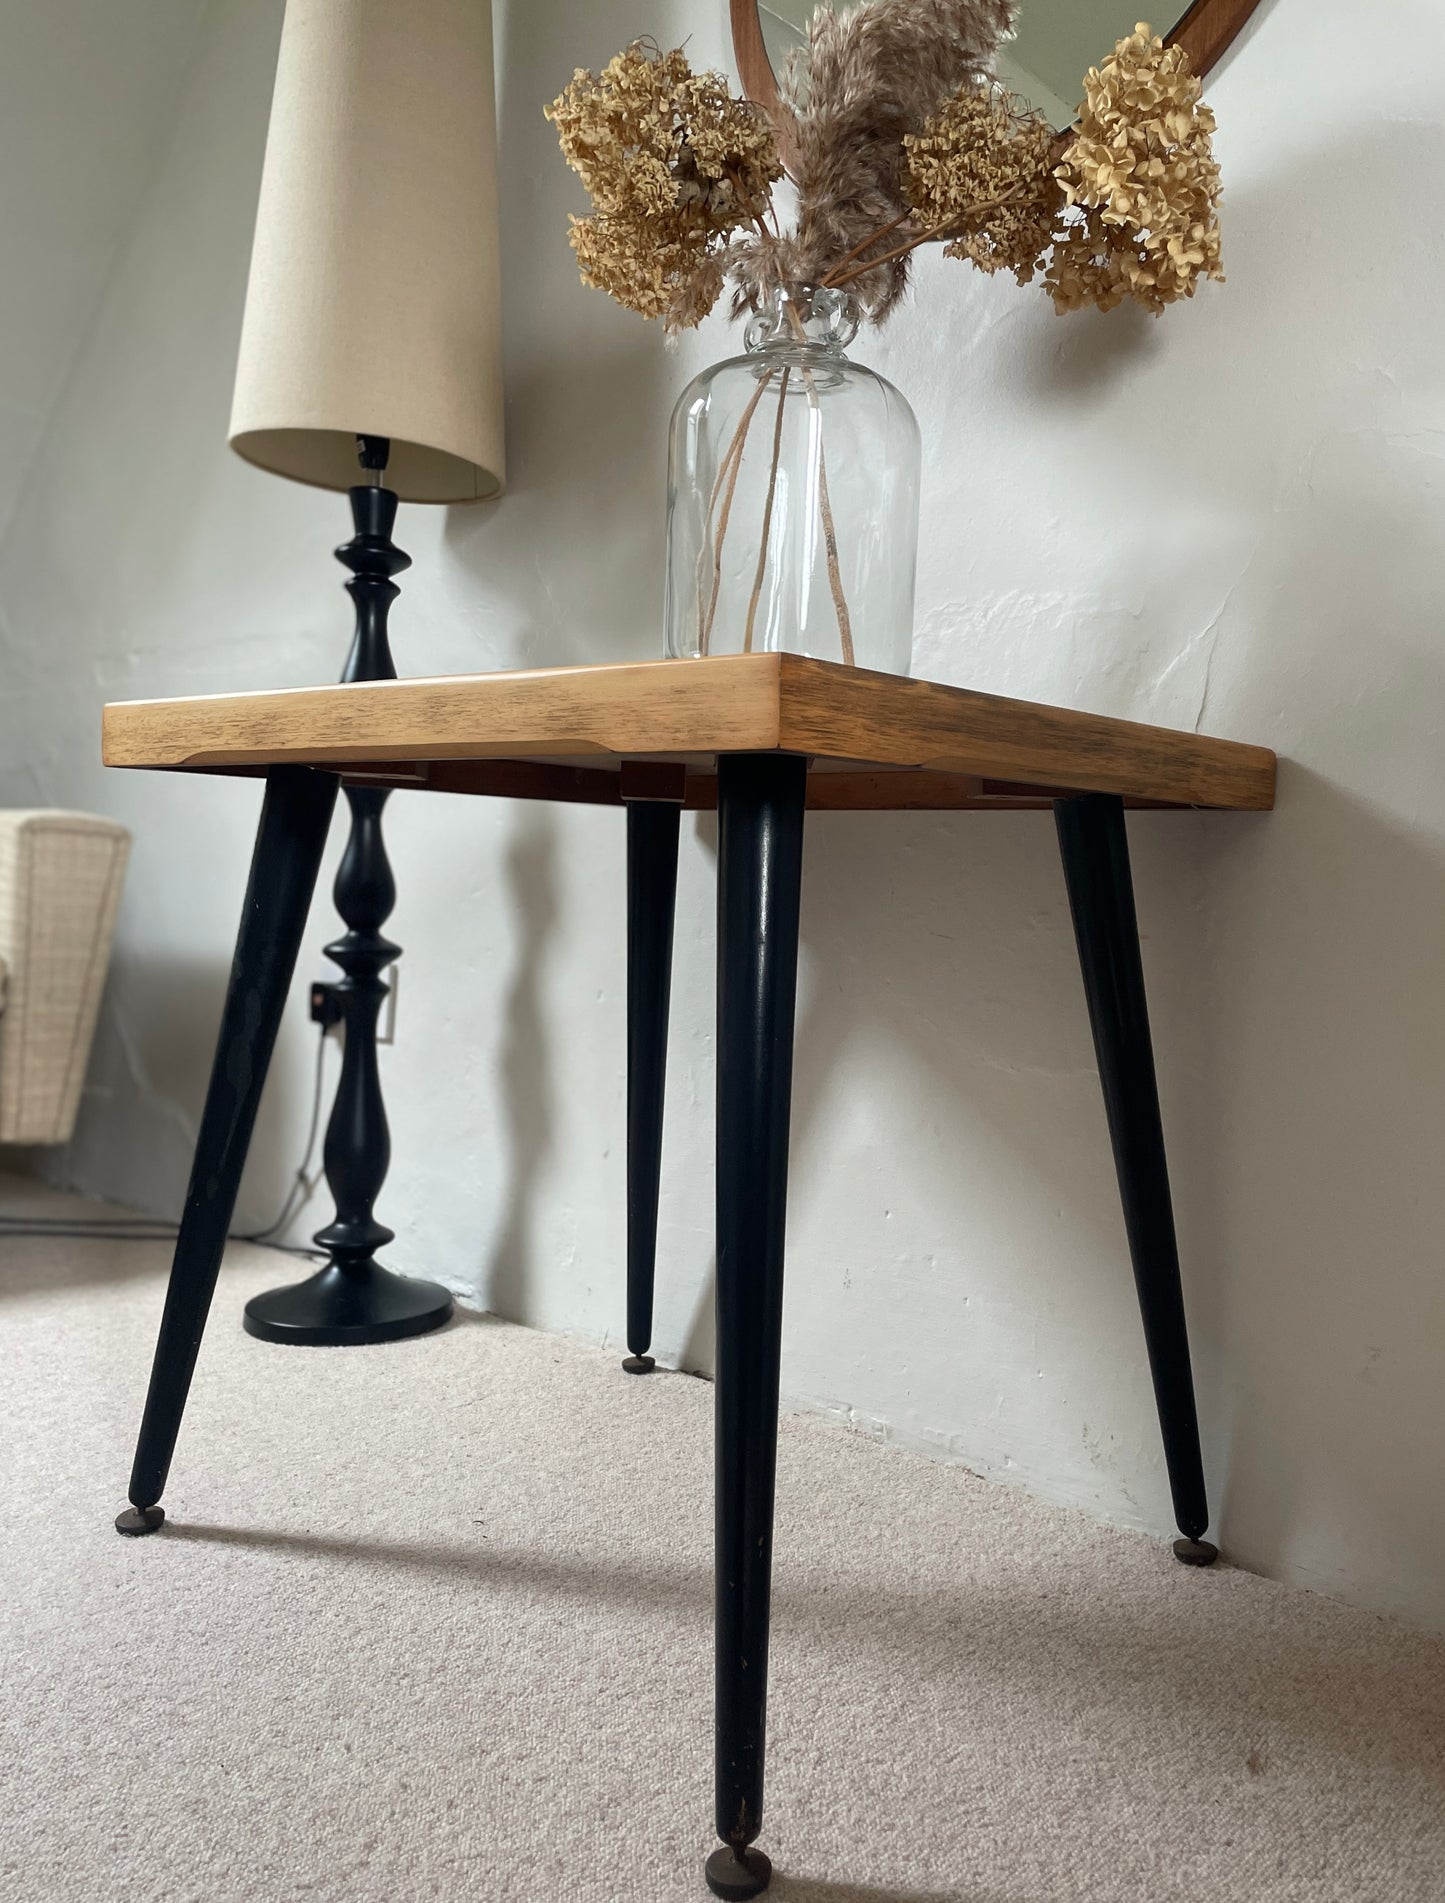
(622, 1354, 656, 1375)
(1173, 1537, 1219, 1567)
(705, 1845, 772, 1899)
(115, 1505, 166, 1537)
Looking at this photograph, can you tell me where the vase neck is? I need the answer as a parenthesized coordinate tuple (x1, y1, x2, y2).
(745, 284, 860, 357)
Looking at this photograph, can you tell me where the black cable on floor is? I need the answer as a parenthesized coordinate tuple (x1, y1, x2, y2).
(235, 1023, 331, 1247)
(0, 1225, 179, 1241)
(0, 1026, 332, 1256)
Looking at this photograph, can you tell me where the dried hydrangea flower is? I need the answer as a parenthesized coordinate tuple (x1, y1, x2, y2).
(545, 17, 1224, 334)
(1047, 22, 1223, 314)
(545, 43, 781, 332)
(903, 83, 1062, 285)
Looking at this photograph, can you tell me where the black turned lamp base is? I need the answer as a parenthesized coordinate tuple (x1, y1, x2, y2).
(240, 457, 453, 1355)
(115, 1504, 166, 1536)
(621, 1354, 656, 1375)
(1173, 1537, 1220, 1567)
(243, 1261, 453, 1346)
(705, 1846, 772, 1899)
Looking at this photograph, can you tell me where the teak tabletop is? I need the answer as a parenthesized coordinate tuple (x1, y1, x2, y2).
(102, 653, 1277, 813)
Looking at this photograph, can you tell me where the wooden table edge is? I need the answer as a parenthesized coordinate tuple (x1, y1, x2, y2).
(101, 655, 1278, 813)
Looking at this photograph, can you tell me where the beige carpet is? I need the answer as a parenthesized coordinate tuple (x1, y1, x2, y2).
(3, 1180, 1444, 1903)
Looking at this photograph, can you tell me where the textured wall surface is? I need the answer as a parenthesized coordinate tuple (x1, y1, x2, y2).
(3, 0, 1444, 1631)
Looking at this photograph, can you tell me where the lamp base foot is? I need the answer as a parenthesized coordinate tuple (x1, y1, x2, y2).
(243, 1261, 452, 1346)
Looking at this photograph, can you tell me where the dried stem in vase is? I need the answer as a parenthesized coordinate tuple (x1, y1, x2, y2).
(744, 367, 792, 654)
(700, 368, 777, 654)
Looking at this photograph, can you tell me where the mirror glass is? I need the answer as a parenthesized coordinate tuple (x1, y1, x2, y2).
(757, 2, 1196, 134)
(757, 1, 809, 70)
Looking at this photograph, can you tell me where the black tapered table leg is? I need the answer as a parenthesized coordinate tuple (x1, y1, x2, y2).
(622, 799, 680, 1375)
(1054, 793, 1217, 1567)
(707, 752, 807, 1900)
(114, 767, 339, 1536)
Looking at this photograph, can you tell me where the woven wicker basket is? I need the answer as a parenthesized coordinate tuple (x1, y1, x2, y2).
(0, 811, 130, 1146)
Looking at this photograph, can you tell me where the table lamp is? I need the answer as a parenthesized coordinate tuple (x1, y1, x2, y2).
(228, 0, 505, 1344)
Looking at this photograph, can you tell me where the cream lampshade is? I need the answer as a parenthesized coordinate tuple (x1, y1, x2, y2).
(229, 0, 505, 503)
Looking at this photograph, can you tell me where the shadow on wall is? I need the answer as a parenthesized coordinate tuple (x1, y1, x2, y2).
(436, 0, 691, 669)
(1019, 155, 1445, 1606)
(669, 801, 1222, 1459)
(1171, 125, 1445, 1605)
(992, 120, 1445, 1611)
(44, 945, 326, 1236)
(1197, 753, 1445, 1611)
(482, 802, 561, 1321)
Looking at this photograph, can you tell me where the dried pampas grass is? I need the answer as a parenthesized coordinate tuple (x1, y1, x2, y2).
(775, 0, 1016, 317)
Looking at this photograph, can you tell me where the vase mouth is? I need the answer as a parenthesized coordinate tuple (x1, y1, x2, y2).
(744, 283, 860, 355)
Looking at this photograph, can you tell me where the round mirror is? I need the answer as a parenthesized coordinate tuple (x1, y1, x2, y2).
(737, 0, 1262, 134)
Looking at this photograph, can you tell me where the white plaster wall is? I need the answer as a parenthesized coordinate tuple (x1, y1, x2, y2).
(3, 0, 1445, 1632)
(0, 2, 203, 530)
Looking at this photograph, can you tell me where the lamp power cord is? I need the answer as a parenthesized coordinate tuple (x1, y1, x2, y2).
(0, 1024, 332, 1258)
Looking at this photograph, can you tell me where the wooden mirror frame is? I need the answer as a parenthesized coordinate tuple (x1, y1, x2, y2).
(731, 0, 1264, 127)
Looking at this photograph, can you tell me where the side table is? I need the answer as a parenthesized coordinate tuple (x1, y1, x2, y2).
(103, 654, 1276, 1897)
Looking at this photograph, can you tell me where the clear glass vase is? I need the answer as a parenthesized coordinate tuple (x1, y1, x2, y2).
(664, 283, 920, 674)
